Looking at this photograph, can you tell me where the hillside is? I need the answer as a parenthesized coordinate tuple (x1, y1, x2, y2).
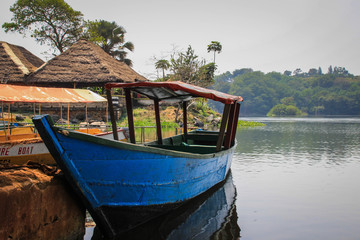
(211, 68, 360, 116)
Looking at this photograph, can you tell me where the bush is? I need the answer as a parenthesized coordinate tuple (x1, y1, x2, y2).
(267, 104, 304, 116)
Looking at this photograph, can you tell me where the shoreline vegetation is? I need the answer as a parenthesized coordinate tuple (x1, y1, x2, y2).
(117, 103, 266, 129)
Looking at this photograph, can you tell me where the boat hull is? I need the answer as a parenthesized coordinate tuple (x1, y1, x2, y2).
(0, 129, 125, 166)
(33, 115, 234, 238)
(0, 139, 55, 165)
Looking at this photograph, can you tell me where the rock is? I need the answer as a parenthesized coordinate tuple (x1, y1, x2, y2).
(194, 117, 204, 128)
(206, 114, 214, 122)
(15, 115, 25, 121)
(0, 166, 85, 240)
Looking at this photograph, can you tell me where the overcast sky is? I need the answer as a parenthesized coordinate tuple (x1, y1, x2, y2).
(1, 0, 359, 79)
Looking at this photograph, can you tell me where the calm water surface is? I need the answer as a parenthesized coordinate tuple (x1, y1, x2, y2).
(85, 117, 360, 239)
(233, 117, 360, 240)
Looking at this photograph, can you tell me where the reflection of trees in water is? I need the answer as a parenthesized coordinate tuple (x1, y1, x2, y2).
(236, 121, 360, 165)
(90, 173, 240, 240)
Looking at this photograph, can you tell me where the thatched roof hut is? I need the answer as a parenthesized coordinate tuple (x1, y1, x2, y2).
(0, 41, 44, 84)
(26, 39, 147, 88)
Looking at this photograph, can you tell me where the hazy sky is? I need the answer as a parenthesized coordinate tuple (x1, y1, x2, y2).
(1, 0, 359, 79)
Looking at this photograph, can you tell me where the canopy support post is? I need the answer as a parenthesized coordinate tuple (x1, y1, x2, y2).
(230, 103, 241, 145)
(85, 103, 88, 134)
(125, 88, 136, 144)
(106, 102, 108, 133)
(154, 99, 162, 145)
(183, 101, 187, 137)
(106, 89, 119, 141)
(8, 103, 10, 132)
(224, 103, 236, 149)
(216, 104, 231, 152)
(67, 103, 70, 128)
(2, 102, 8, 141)
(60, 103, 62, 121)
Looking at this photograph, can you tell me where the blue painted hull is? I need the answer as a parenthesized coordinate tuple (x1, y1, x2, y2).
(33, 115, 234, 238)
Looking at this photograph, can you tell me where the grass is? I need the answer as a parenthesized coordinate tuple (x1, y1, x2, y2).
(237, 120, 266, 127)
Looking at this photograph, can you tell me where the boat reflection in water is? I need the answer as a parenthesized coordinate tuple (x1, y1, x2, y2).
(89, 172, 240, 240)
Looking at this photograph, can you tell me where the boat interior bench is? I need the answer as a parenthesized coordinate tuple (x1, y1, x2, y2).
(146, 131, 221, 154)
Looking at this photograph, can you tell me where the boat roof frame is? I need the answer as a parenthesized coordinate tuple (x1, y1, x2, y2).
(105, 81, 242, 151)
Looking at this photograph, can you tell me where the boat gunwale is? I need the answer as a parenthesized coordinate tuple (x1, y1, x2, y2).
(53, 125, 234, 159)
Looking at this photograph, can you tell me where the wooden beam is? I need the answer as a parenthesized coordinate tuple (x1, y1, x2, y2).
(106, 89, 119, 140)
(216, 104, 231, 152)
(154, 99, 162, 144)
(230, 103, 241, 144)
(125, 88, 136, 144)
(85, 103, 88, 134)
(183, 101, 188, 136)
(67, 103, 69, 129)
(224, 103, 236, 149)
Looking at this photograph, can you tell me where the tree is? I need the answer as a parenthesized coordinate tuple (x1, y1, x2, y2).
(328, 65, 333, 74)
(2, 0, 84, 54)
(308, 68, 318, 76)
(170, 45, 201, 83)
(155, 59, 170, 80)
(169, 45, 215, 88)
(207, 41, 222, 64)
(86, 20, 134, 66)
(284, 70, 292, 76)
(318, 67, 322, 75)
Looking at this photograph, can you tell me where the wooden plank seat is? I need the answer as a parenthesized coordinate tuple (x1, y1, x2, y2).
(148, 143, 217, 154)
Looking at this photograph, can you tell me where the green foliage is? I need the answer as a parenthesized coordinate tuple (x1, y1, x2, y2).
(207, 41, 222, 63)
(238, 120, 266, 127)
(267, 104, 304, 117)
(155, 59, 171, 80)
(84, 20, 134, 66)
(158, 45, 216, 87)
(2, 0, 84, 54)
(211, 68, 360, 116)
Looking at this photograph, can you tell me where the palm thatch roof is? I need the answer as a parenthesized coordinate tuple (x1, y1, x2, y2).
(26, 39, 147, 88)
(0, 41, 44, 84)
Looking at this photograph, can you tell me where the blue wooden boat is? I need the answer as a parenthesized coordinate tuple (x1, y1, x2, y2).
(33, 81, 243, 239)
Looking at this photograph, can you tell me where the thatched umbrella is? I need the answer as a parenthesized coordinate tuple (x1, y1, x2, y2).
(26, 39, 147, 88)
(0, 41, 44, 84)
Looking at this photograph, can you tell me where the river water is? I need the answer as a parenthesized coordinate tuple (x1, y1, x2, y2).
(233, 117, 360, 240)
(85, 117, 360, 239)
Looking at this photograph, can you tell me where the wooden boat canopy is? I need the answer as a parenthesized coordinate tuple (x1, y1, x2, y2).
(105, 81, 243, 151)
(105, 81, 243, 104)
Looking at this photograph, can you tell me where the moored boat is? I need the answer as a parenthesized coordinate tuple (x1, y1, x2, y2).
(33, 81, 243, 239)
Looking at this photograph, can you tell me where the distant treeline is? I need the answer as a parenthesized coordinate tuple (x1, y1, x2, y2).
(210, 66, 360, 116)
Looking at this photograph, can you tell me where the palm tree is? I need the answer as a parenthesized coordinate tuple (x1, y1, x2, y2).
(207, 41, 222, 64)
(88, 20, 134, 66)
(155, 59, 170, 80)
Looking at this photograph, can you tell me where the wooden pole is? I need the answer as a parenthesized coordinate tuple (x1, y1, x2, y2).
(39, 103, 41, 115)
(230, 103, 241, 145)
(8, 103, 10, 132)
(60, 103, 62, 121)
(2, 102, 8, 141)
(183, 101, 187, 136)
(85, 103, 88, 134)
(106, 102, 108, 132)
(67, 103, 70, 128)
(125, 88, 136, 144)
(224, 103, 236, 149)
(106, 89, 119, 140)
(154, 99, 162, 145)
(216, 104, 231, 152)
